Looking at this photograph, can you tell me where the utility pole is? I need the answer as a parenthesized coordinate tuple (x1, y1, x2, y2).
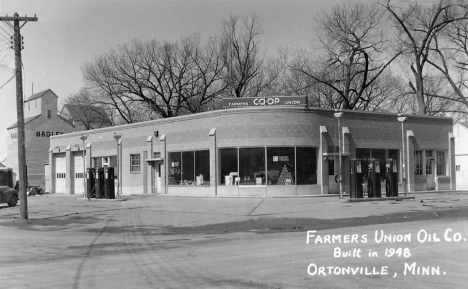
(0, 13, 38, 219)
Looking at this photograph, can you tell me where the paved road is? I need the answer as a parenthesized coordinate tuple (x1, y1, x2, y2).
(0, 192, 467, 288)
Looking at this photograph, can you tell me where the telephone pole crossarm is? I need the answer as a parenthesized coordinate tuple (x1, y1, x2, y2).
(0, 14, 38, 28)
(0, 15, 38, 21)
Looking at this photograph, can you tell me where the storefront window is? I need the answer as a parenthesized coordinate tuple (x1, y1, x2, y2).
(414, 150, 423, 176)
(425, 151, 433, 175)
(182, 151, 194, 183)
(220, 148, 238, 185)
(297, 147, 317, 184)
(168, 152, 181, 185)
(195, 150, 210, 184)
(219, 147, 318, 186)
(239, 148, 265, 185)
(267, 147, 295, 185)
(168, 150, 210, 185)
(436, 151, 446, 176)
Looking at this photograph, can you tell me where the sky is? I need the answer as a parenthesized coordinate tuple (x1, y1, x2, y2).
(0, 0, 371, 162)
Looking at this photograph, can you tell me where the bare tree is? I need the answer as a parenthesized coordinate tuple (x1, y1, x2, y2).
(63, 89, 114, 129)
(82, 35, 227, 122)
(221, 15, 280, 98)
(384, 0, 468, 114)
(289, 2, 400, 110)
(64, 88, 147, 127)
(425, 19, 468, 113)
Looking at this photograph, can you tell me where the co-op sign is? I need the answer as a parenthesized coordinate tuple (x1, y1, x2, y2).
(222, 96, 307, 108)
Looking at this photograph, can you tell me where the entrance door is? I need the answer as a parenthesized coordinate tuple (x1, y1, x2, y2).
(155, 163, 161, 194)
(328, 159, 339, 194)
(426, 159, 435, 190)
(55, 153, 66, 194)
(74, 153, 85, 195)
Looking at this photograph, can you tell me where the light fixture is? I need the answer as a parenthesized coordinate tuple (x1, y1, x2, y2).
(397, 114, 407, 196)
(114, 132, 122, 199)
(334, 109, 344, 199)
(80, 133, 88, 198)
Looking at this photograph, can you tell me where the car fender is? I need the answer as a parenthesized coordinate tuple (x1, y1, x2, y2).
(3, 189, 19, 201)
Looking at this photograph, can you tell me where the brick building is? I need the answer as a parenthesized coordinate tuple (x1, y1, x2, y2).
(47, 97, 455, 197)
(6, 89, 75, 188)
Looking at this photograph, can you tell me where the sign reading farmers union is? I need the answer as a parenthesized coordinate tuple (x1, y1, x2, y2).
(222, 96, 307, 108)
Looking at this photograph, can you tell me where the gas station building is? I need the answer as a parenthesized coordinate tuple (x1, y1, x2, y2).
(47, 96, 456, 197)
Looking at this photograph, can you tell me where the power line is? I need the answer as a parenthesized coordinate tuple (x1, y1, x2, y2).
(0, 74, 14, 90)
(0, 13, 38, 220)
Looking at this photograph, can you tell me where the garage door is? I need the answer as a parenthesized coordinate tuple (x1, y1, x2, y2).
(74, 153, 85, 195)
(55, 153, 66, 194)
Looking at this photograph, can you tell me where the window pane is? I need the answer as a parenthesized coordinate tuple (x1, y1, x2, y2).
(267, 147, 295, 185)
(436, 151, 446, 176)
(130, 154, 141, 172)
(182, 151, 195, 184)
(220, 148, 238, 185)
(426, 150, 433, 175)
(168, 152, 181, 185)
(414, 150, 423, 176)
(239, 148, 265, 185)
(195, 150, 210, 184)
(328, 160, 335, 176)
(297, 147, 317, 185)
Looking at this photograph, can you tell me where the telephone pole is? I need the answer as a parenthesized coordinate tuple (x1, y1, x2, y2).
(0, 13, 38, 219)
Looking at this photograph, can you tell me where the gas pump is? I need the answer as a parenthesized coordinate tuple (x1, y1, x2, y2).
(86, 168, 96, 198)
(104, 166, 115, 199)
(385, 159, 399, 197)
(367, 159, 381, 198)
(95, 167, 105, 199)
(350, 159, 365, 198)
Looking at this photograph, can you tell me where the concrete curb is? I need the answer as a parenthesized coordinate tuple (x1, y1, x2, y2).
(76, 197, 126, 202)
(152, 193, 349, 199)
(347, 196, 415, 203)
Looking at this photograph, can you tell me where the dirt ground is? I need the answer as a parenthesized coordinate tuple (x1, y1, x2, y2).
(0, 192, 467, 288)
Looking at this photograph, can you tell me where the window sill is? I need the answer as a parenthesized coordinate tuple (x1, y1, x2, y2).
(130, 171, 141, 174)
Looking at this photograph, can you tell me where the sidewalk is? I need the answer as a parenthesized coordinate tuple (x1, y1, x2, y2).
(1, 190, 466, 228)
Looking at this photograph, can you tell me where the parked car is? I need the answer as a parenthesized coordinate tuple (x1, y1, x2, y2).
(14, 181, 43, 196)
(0, 168, 18, 207)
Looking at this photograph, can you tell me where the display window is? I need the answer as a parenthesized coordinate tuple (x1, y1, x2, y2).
(195, 150, 210, 183)
(220, 148, 238, 185)
(168, 150, 210, 186)
(414, 150, 423, 176)
(239, 148, 266, 185)
(182, 151, 195, 183)
(219, 146, 317, 186)
(436, 151, 446, 176)
(296, 147, 317, 184)
(168, 152, 181, 185)
(267, 147, 295, 185)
